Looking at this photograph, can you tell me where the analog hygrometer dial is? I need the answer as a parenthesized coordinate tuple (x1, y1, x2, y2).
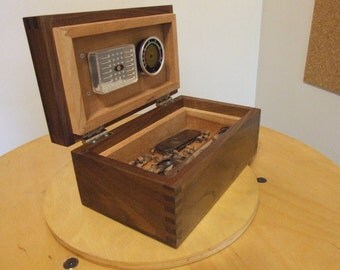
(137, 36, 165, 76)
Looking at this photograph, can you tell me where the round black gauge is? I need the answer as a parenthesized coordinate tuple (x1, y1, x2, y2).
(137, 36, 165, 76)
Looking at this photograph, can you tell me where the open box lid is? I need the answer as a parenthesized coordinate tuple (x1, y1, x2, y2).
(24, 6, 179, 146)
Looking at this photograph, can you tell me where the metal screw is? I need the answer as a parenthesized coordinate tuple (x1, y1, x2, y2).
(86, 91, 91, 96)
(79, 53, 85, 59)
(63, 257, 79, 269)
(257, 177, 267, 183)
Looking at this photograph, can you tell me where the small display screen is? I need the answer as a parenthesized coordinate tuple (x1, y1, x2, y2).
(144, 44, 160, 69)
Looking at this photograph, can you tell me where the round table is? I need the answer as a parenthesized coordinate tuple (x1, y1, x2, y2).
(1, 127, 339, 270)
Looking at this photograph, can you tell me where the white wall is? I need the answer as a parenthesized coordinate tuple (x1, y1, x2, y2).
(0, 0, 262, 156)
(256, 0, 340, 165)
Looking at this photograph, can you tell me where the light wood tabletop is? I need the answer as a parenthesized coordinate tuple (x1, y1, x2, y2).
(1, 127, 339, 270)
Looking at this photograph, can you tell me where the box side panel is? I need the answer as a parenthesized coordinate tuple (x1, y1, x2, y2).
(23, 17, 75, 146)
(71, 151, 179, 247)
(181, 95, 253, 118)
(174, 109, 260, 246)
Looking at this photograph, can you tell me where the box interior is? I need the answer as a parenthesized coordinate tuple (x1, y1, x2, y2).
(100, 107, 241, 172)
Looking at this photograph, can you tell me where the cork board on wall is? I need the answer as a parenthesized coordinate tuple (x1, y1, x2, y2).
(304, 0, 340, 95)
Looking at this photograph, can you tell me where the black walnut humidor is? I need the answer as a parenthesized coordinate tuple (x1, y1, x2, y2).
(24, 5, 260, 248)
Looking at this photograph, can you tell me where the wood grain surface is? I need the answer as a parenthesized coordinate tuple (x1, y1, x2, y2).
(0, 127, 339, 269)
(43, 164, 258, 269)
(52, 13, 179, 135)
(23, 6, 176, 145)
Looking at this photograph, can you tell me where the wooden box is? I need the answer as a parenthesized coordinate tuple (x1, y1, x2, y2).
(24, 6, 260, 248)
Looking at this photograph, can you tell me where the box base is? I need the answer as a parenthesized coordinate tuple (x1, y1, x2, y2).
(72, 96, 261, 247)
(43, 162, 259, 270)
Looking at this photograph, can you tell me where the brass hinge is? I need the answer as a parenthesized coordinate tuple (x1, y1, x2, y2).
(82, 126, 110, 144)
(156, 94, 173, 107)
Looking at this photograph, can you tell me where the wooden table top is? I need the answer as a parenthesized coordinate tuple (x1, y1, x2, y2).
(1, 127, 339, 270)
